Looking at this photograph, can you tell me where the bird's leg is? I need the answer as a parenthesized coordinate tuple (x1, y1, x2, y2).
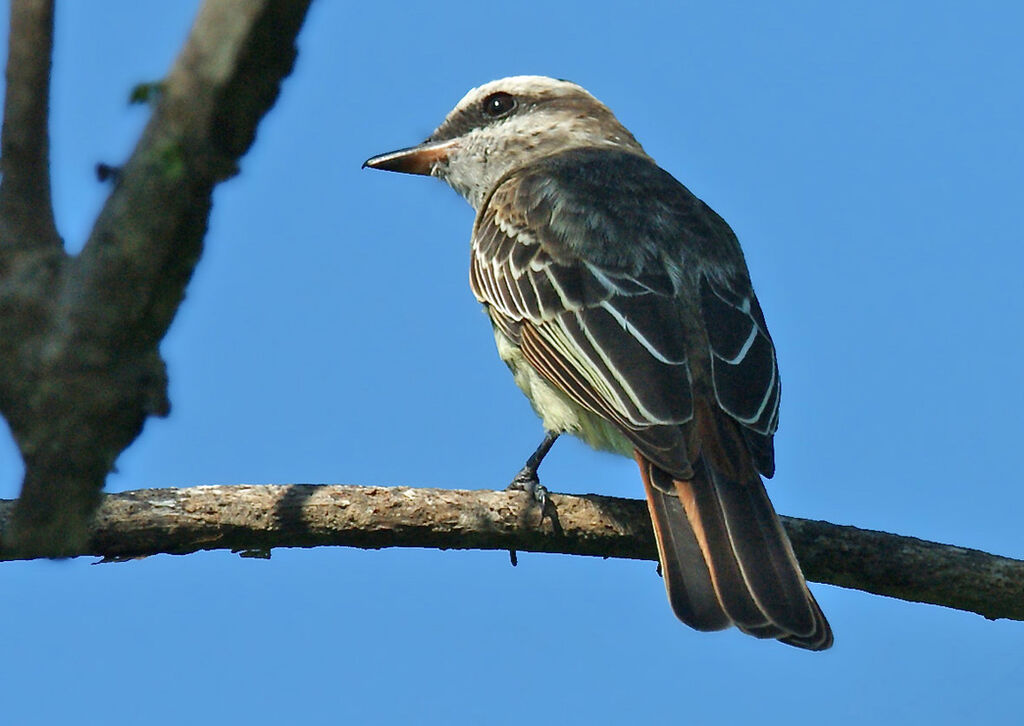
(507, 430, 560, 519)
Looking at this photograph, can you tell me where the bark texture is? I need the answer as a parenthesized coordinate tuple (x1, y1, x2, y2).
(1, 484, 1020, 623)
(0, 0, 313, 555)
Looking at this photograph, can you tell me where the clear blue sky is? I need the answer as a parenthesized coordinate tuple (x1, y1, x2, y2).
(3, 2, 1023, 723)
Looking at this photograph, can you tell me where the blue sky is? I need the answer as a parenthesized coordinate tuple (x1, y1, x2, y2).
(2, 2, 1023, 723)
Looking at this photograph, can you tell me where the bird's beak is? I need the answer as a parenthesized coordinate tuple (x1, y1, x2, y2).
(362, 138, 457, 176)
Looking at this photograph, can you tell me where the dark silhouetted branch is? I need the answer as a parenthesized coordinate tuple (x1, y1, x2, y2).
(0, 0, 59, 248)
(0, 0, 313, 556)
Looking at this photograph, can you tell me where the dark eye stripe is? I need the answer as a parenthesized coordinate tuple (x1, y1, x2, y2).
(482, 92, 517, 118)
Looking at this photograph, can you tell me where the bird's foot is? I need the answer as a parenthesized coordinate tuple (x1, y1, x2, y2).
(506, 467, 549, 520)
(506, 430, 558, 525)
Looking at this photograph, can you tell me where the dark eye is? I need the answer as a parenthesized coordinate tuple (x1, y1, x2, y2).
(482, 92, 517, 118)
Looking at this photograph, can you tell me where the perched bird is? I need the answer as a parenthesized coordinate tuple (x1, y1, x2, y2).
(364, 76, 832, 650)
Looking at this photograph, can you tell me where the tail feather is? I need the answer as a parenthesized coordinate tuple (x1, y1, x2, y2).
(637, 451, 833, 651)
(642, 473, 731, 631)
(711, 477, 816, 637)
(780, 592, 833, 651)
(674, 472, 780, 633)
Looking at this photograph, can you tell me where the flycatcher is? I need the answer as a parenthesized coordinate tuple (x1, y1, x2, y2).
(364, 76, 832, 650)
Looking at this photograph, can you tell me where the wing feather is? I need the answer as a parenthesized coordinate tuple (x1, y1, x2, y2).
(472, 174, 696, 472)
(470, 152, 780, 477)
(465, 149, 825, 648)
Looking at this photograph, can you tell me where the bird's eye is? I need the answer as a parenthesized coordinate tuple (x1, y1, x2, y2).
(482, 92, 517, 118)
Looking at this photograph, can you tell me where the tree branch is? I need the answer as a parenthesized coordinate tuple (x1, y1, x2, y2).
(0, 0, 313, 556)
(1, 484, 1020, 623)
(0, 0, 60, 249)
(73, 0, 312, 351)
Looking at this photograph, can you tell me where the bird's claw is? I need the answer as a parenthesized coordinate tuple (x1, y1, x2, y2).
(507, 470, 549, 526)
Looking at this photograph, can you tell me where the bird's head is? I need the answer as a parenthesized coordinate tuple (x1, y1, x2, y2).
(363, 76, 648, 209)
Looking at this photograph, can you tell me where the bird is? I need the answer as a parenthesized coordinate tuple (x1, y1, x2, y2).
(363, 75, 832, 650)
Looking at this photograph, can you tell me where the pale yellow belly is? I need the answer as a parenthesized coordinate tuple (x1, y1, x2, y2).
(493, 326, 635, 458)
